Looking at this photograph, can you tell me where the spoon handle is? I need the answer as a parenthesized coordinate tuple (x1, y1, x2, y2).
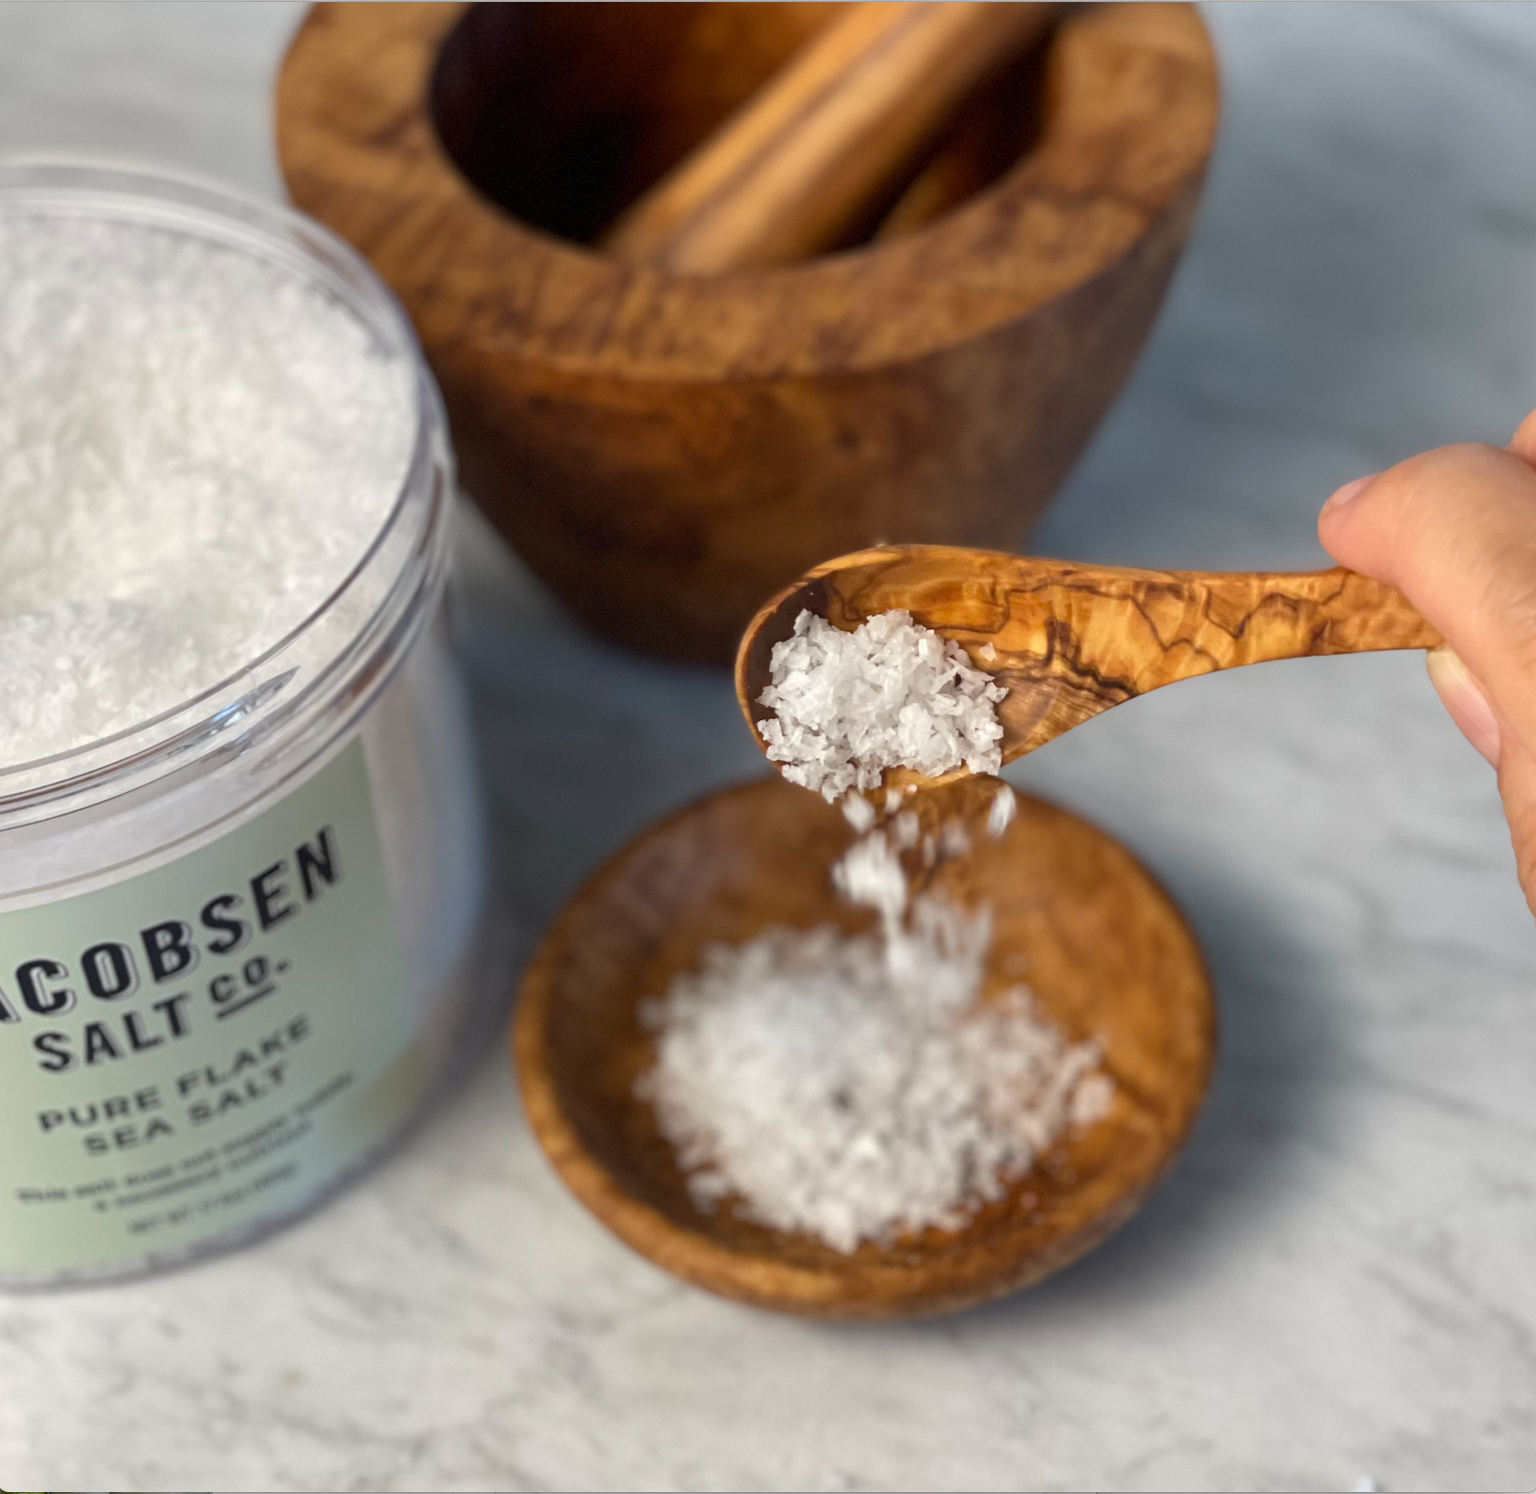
(820, 554, 1444, 674)
(962, 562, 1444, 761)
(1162, 567, 1443, 667)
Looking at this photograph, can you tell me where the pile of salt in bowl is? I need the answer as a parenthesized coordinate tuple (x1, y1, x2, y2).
(639, 611, 1113, 1254)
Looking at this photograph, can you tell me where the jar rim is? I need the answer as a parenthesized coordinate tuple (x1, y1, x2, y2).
(0, 156, 452, 819)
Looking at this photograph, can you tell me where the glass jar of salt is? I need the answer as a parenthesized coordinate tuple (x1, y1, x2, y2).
(0, 161, 492, 1285)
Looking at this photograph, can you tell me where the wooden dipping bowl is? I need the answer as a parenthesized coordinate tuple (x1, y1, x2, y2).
(515, 775, 1214, 1319)
(276, 3, 1219, 663)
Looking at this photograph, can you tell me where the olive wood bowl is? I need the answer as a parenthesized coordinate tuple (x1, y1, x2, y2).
(277, 2, 1219, 663)
(514, 774, 1214, 1319)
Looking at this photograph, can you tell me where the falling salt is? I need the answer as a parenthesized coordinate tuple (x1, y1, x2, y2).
(988, 784, 1017, 837)
(841, 793, 877, 833)
(829, 828, 908, 936)
(0, 214, 414, 767)
(939, 820, 971, 858)
(639, 823, 1111, 1253)
(758, 610, 1007, 800)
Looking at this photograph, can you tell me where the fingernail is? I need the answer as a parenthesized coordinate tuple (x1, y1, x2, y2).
(1323, 473, 1379, 512)
(1426, 646, 1500, 767)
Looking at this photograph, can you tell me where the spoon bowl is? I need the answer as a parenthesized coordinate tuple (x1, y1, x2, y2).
(515, 773, 1214, 1319)
(738, 544, 1443, 786)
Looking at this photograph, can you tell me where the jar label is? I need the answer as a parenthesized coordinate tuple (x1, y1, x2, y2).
(0, 741, 423, 1279)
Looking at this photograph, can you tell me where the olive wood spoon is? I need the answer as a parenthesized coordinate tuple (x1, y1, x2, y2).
(737, 544, 1443, 782)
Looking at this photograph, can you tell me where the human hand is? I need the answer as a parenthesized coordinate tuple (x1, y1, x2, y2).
(1319, 409, 1536, 916)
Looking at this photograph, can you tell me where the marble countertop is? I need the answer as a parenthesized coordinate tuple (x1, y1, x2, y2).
(3, 4, 1536, 1489)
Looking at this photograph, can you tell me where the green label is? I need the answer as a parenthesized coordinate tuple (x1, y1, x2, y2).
(0, 741, 423, 1278)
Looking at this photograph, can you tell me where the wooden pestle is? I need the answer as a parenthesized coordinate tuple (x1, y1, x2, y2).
(598, 1, 1059, 274)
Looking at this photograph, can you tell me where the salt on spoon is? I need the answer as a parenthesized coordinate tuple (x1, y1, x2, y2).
(756, 608, 1007, 801)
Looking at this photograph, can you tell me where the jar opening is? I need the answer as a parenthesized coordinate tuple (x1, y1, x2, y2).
(0, 158, 452, 818)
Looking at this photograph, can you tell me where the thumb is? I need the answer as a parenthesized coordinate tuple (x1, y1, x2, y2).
(1493, 730, 1536, 915)
(1425, 644, 1500, 766)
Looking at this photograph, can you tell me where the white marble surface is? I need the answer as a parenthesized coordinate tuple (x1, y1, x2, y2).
(2, 4, 1536, 1489)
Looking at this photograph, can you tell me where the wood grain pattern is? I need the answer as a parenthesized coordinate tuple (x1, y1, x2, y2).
(738, 544, 1444, 776)
(514, 773, 1215, 1320)
(599, 2, 1059, 273)
(276, 3, 1219, 662)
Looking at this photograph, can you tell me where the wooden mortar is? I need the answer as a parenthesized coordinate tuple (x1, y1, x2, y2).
(277, 2, 1219, 664)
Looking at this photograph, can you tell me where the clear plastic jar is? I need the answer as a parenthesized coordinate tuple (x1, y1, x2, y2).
(0, 161, 491, 1286)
